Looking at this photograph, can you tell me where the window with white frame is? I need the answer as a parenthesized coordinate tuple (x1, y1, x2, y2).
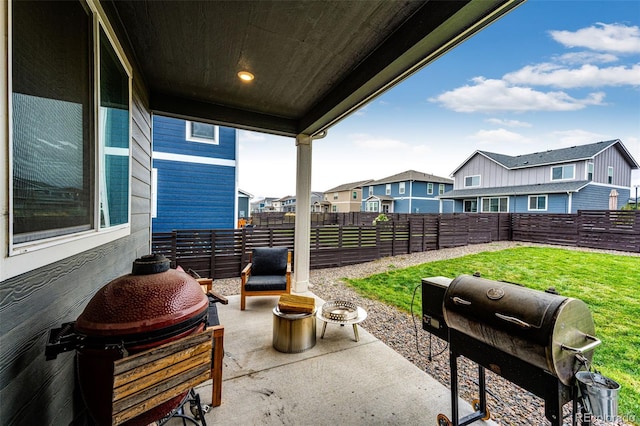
(481, 197, 508, 212)
(439, 184, 445, 195)
(427, 183, 433, 194)
(587, 162, 594, 180)
(399, 182, 405, 194)
(551, 164, 574, 180)
(333, 192, 338, 200)
(332, 205, 337, 212)
(365, 201, 379, 212)
(186, 121, 219, 144)
(10, 0, 131, 248)
(608, 166, 613, 184)
(464, 175, 481, 187)
(368, 186, 373, 196)
(463, 199, 477, 213)
(385, 184, 391, 195)
(528, 195, 547, 211)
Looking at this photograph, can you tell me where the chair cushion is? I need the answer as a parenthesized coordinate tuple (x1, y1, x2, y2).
(245, 275, 287, 292)
(251, 247, 288, 276)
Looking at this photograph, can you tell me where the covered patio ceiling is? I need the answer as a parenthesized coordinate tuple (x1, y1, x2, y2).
(104, 0, 524, 137)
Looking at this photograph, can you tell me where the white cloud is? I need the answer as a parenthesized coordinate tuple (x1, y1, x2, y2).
(485, 118, 532, 128)
(550, 23, 640, 54)
(548, 129, 612, 147)
(238, 130, 267, 142)
(504, 63, 640, 88)
(429, 77, 606, 112)
(555, 51, 619, 65)
(468, 128, 530, 145)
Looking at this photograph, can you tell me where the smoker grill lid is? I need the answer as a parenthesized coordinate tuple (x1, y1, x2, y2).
(75, 267, 208, 337)
(443, 274, 596, 385)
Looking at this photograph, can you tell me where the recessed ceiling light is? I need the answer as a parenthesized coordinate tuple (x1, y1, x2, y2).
(238, 71, 254, 82)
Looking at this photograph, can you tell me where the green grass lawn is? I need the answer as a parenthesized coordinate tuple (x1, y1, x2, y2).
(345, 246, 640, 422)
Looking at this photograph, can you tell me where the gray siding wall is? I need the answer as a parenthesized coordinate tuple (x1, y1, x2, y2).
(0, 83, 152, 425)
(593, 145, 633, 185)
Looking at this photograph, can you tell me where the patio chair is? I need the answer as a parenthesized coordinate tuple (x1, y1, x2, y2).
(241, 247, 291, 310)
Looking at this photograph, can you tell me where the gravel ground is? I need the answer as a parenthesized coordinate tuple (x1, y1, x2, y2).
(213, 242, 637, 426)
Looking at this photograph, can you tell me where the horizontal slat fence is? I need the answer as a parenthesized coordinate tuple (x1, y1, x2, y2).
(153, 211, 639, 279)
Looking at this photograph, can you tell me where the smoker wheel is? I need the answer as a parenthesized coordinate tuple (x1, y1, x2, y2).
(436, 413, 452, 426)
(472, 399, 491, 420)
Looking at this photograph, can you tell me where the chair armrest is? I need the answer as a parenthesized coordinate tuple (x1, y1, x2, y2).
(241, 262, 252, 284)
(207, 290, 228, 305)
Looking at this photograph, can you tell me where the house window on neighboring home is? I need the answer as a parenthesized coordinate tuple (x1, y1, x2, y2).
(186, 121, 219, 144)
(551, 164, 574, 180)
(464, 175, 480, 187)
(385, 184, 391, 195)
(332, 205, 337, 212)
(333, 192, 338, 200)
(366, 201, 379, 212)
(368, 186, 373, 196)
(352, 191, 357, 200)
(10, 0, 131, 248)
(427, 183, 433, 194)
(608, 166, 613, 184)
(399, 182, 405, 194)
(481, 197, 508, 212)
(528, 195, 547, 211)
(463, 199, 477, 213)
(587, 162, 594, 180)
(439, 184, 445, 195)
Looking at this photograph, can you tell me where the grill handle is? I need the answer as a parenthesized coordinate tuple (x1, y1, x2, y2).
(495, 313, 533, 329)
(561, 334, 601, 354)
(452, 297, 471, 306)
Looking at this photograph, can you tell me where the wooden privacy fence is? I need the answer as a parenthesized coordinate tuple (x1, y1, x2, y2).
(152, 211, 639, 280)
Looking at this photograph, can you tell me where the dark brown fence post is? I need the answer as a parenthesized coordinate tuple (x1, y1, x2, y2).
(171, 231, 177, 264)
(209, 230, 216, 279)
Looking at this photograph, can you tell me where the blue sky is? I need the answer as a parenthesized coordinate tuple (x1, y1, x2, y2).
(238, 0, 640, 199)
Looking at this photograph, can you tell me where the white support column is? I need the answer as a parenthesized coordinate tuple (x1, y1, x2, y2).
(293, 134, 312, 293)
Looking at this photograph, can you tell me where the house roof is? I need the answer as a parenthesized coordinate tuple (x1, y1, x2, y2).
(452, 139, 639, 175)
(325, 180, 374, 193)
(441, 180, 591, 199)
(103, 0, 524, 138)
(371, 170, 453, 185)
(364, 195, 395, 202)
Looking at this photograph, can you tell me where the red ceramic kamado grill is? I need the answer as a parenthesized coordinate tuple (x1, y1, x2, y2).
(46, 254, 211, 425)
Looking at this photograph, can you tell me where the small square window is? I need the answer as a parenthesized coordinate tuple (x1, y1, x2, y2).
(385, 184, 391, 195)
(186, 121, 219, 144)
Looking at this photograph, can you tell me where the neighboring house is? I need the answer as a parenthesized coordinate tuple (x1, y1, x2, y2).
(324, 179, 373, 213)
(251, 197, 278, 213)
(274, 192, 324, 213)
(362, 170, 454, 213)
(152, 116, 238, 232)
(441, 139, 639, 213)
(238, 189, 253, 221)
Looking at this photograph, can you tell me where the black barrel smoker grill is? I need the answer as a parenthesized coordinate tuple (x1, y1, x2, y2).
(422, 275, 602, 426)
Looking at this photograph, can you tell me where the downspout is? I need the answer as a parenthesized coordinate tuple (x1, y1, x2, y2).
(567, 191, 572, 214)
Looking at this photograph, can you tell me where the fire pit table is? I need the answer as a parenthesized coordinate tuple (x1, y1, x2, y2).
(317, 300, 367, 342)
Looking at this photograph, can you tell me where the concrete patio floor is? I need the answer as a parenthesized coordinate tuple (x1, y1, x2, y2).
(190, 293, 494, 426)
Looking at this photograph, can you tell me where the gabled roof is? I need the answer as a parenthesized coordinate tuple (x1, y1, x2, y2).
(371, 170, 453, 185)
(104, 1, 525, 137)
(441, 180, 591, 199)
(452, 139, 639, 175)
(325, 180, 374, 193)
(364, 195, 395, 202)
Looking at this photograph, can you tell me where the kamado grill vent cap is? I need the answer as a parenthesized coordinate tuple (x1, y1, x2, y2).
(132, 253, 170, 275)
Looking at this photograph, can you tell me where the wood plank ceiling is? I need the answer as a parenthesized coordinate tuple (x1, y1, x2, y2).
(105, 0, 525, 137)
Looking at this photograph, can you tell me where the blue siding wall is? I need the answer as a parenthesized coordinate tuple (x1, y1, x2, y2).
(153, 115, 236, 160)
(152, 115, 237, 232)
(573, 184, 630, 212)
(365, 181, 453, 213)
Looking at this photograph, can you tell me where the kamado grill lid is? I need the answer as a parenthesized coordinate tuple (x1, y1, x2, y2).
(75, 254, 209, 337)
